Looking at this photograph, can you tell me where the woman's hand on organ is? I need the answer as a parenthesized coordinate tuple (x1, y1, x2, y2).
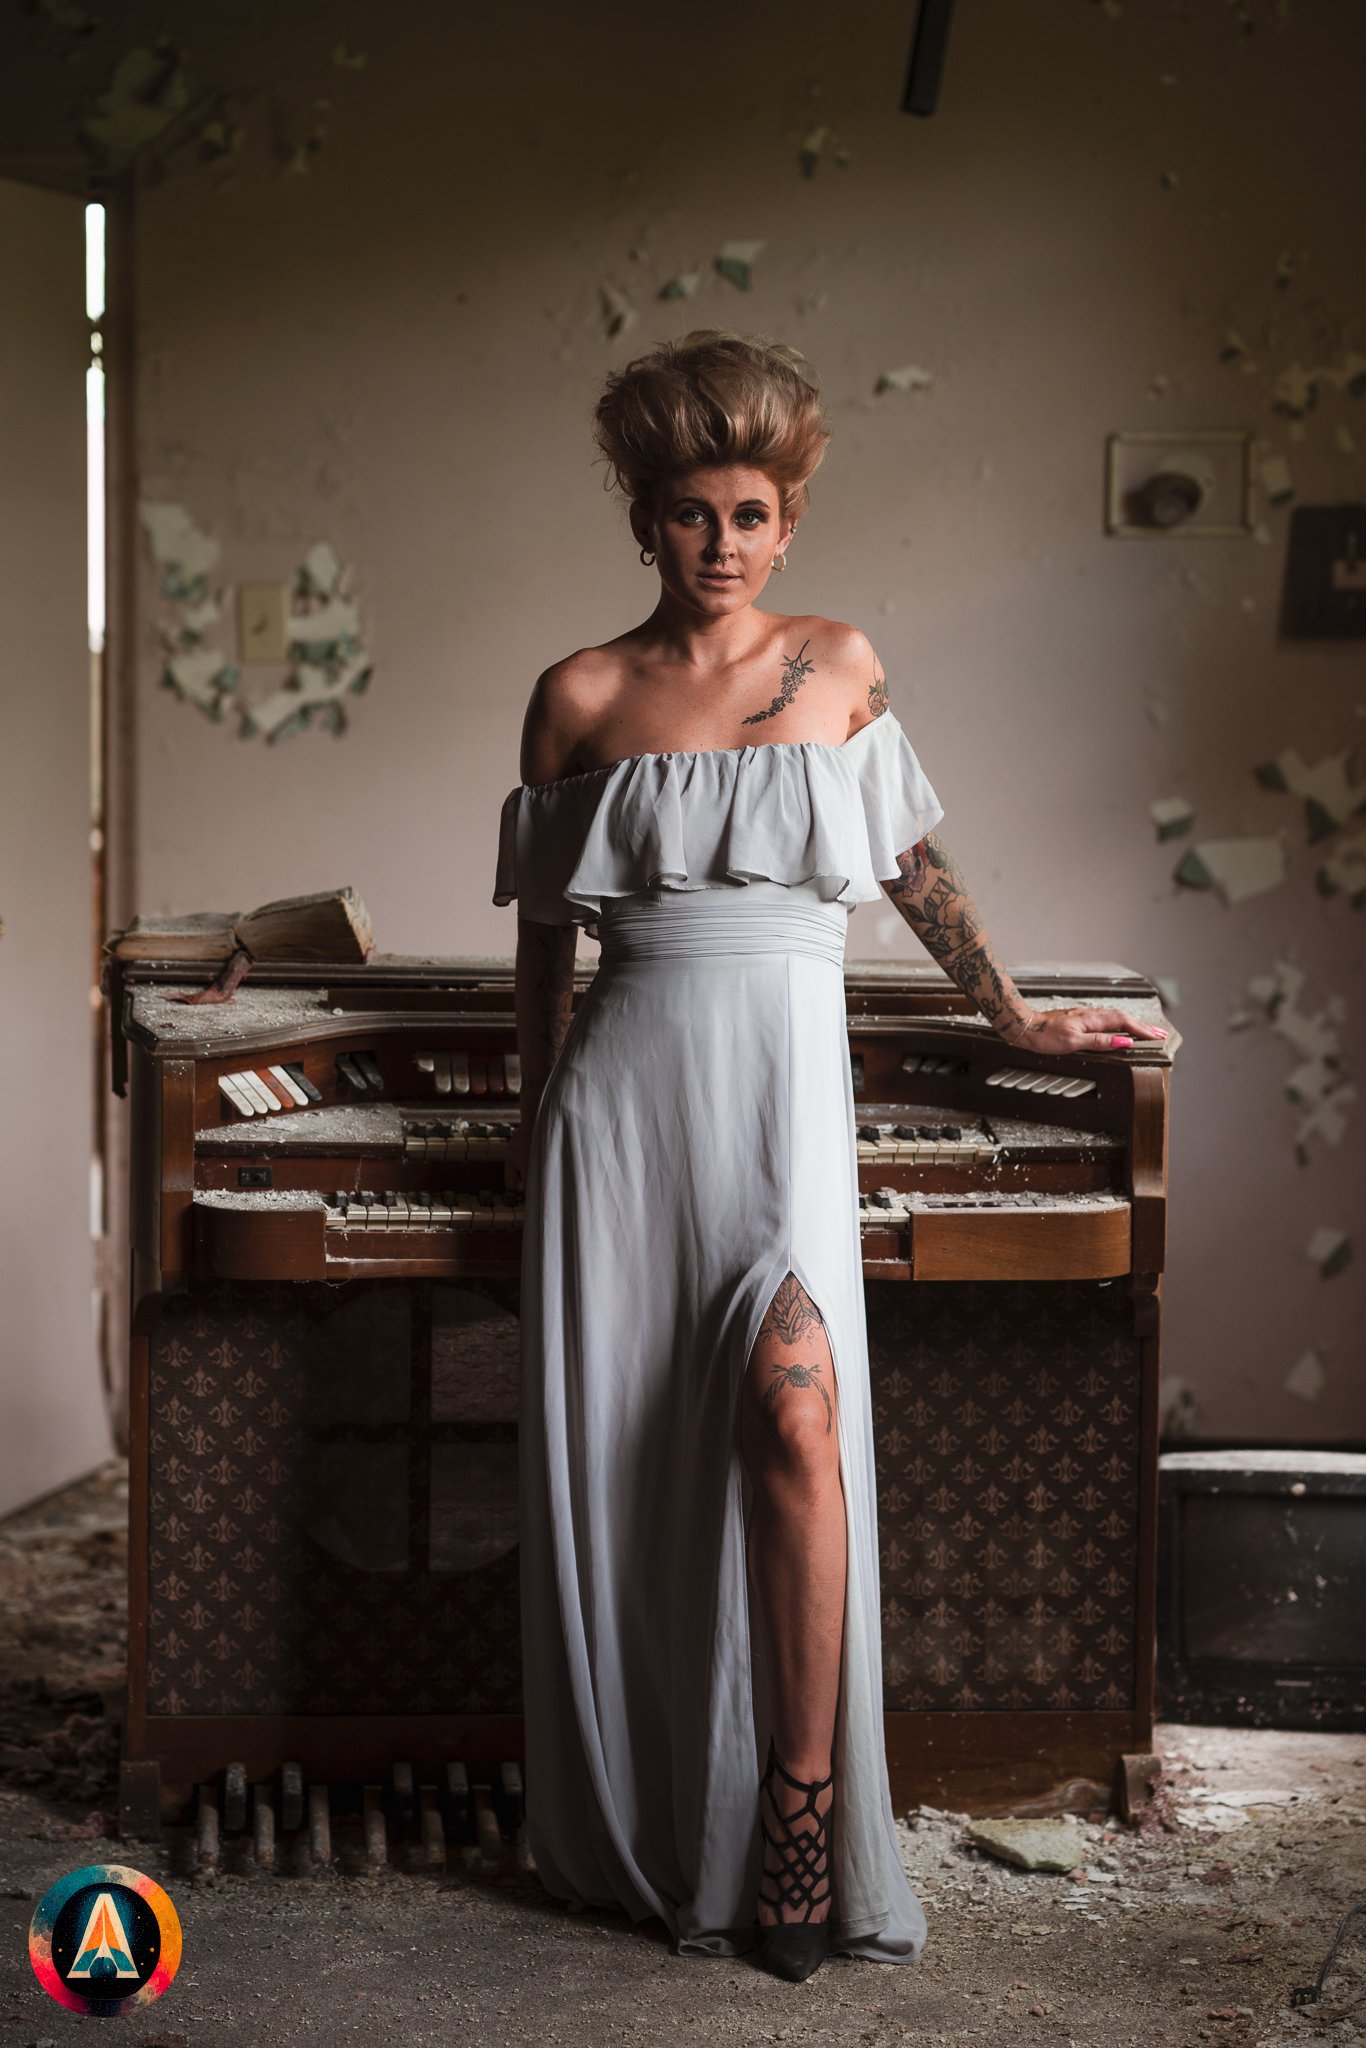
(995, 1006, 1166, 1055)
(882, 834, 1167, 1056)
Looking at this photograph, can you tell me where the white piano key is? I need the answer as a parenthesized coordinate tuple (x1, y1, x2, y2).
(900, 1054, 923, 1073)
(268, 1063, 310, 1108)
(987, 1068, 1027, 1089)
(505, 1054, 522, 1095)
(1060, 1076, 1097, 1098)
(451, 1052, 471, 1096)
(1036, 1074, 1074, 1095)
(433, 1053, 452, 1096)
(237, 1070, 280, 1113)
(415, 1053, 436, 1074)
(218, 1074, 257, 1117)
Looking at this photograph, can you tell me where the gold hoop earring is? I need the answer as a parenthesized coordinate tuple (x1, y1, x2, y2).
(771, 553, 787, 573)
(639, 546, 656, 566)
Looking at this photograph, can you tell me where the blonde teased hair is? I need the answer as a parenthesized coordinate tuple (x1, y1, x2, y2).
(592, 329, 832, 524)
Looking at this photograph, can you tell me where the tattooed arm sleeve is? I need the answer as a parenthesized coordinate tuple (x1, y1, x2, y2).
(882, 834, 1037, 1040)
(515, 915, 578, 1113)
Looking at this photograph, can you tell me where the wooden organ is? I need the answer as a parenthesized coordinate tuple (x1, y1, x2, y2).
(106, 948, 1176, 1854)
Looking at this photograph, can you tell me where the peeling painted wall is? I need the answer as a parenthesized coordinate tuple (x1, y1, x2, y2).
(3, 0, 1363, 1440)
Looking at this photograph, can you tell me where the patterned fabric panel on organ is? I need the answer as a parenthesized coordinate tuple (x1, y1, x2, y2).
(146, 1278, 523, 1718)
(866, 1279, 1143, 1714)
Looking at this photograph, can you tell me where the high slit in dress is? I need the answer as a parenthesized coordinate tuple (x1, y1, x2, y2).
(493, 710, 943, 1962)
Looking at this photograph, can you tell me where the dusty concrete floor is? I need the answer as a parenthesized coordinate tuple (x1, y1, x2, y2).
(1, 1461, 1364, 2048)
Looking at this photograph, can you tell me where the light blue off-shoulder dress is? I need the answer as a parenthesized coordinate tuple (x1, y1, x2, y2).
(493, 711, 943, 1963)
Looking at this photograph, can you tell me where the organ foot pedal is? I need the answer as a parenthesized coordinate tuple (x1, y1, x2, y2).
(119, 1757, 530, 1879)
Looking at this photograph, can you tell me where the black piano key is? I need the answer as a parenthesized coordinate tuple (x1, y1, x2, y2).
(381, 1190, 398, 1208)
(917, 1125, 940, 1140)
(857, 1124, 881, 1143)
(284, 1062, 322, 1103)
(944, 1124, 963, 1139)
(337, 1053, 368, 1091)
(892, 1125, 918, 1140)
(355, 1051, 385, 1090)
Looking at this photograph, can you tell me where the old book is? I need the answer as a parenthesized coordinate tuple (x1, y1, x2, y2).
(107, 887, 374, 963)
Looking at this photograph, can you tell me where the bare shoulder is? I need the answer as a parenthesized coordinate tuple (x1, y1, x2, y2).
(519, 646, 618, 786)
(779, 614, 890, 734)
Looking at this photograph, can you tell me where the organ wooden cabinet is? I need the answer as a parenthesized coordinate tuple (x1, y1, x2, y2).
(105, 947, 1176, 1849)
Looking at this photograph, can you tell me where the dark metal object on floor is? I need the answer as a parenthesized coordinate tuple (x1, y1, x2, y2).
(1291, 1898, 1366, 2006)
(1157, 1450, 1366, 1731)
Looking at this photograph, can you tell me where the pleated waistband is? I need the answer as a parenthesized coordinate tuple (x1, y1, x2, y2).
(596, 885, 848, 967)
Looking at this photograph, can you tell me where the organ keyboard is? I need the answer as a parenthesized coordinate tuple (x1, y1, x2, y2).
(106, 948, 1176, 1840)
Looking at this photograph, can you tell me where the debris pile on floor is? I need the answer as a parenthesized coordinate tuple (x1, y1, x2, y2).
(3, 1463, 1366, 2045)
(0, 1460, 127, 1822)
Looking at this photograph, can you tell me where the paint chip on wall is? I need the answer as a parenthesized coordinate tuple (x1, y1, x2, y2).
(81, 45, 190, 164)
(600, 283, 635, 338)
(1259, 454, 1294, 507)
(1158, 1375, 1199, 1438)
(715, 241, 765, 290)
(162, 647, 238, 718)
(1306, 1226, 1351, 1277)
(1284, 1348, 1326, 1401)
(875, 364, 934, 396)
(140, 501, 221, 601)
(301, 541, 342, 595)
(1255, 746, 1364, 840)
(659, 272, 702, 300)
(1174, 836, 1287, 904)
(1151, 795, 1194, 840)
(1316, 829, 1366, 907)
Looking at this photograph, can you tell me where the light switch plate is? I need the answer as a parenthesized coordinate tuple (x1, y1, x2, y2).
(237, 582, 291, 662)
(1105, 431, 1255, 538)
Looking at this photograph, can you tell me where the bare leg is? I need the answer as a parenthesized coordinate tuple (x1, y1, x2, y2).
(740, 1272, 846, 1926)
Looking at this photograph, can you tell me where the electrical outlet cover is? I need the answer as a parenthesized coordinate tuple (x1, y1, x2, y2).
(237, 582, 291, 663)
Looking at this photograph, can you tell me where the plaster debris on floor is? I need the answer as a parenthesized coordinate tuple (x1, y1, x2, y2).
(4, 1464, 1366, 2048)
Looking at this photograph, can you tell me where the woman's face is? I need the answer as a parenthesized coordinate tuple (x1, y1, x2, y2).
(632, 465, 796, 614)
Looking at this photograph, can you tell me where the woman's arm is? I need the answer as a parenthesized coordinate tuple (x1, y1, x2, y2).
(884, 833, 1167, 1055)
(506, 915, 577, 1190)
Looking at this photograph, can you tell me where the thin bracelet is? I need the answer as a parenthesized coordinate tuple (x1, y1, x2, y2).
(999, 1012, 1040, 1047)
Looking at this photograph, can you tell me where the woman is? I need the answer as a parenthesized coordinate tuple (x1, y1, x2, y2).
(494, 330, 1164, 1982)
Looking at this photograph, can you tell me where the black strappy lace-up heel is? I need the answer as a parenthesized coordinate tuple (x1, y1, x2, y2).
(753, 1736, 834, 1983)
